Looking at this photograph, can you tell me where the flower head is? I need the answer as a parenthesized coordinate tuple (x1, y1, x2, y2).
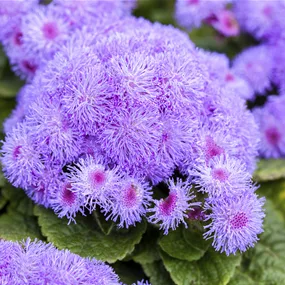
(67, 155, 121, 210)
(103, 176, 152, 228)
(190, 155, 252, 197)
(253, 95, 285, 158)
(204, 191, 265, 255)
(232, 45, 273, 94)
(148, 178, 200, 234)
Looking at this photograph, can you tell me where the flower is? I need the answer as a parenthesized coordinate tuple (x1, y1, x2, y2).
(0, 122, 44, 189)
(190, 155, 252, 197)
(175, 0, 228, 30)
(22, 4, 70, 60)
(103, 176, 152, 228)
(211, 10, 240, 37)
(204, 191, 265, 255)
(233, 0, 285, 40)
(232, 45, 273, 94)
(0, 238, 123, 285)
(253, 95, 285, 158)
(67, 155, 121, 211)
(148, 178, 200, 234)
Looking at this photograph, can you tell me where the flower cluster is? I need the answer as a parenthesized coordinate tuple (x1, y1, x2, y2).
(0, 0, 136, 81)
(174, 0, 285, 159)
(0, 238, 147, 285)
(1, 1, 265, 256)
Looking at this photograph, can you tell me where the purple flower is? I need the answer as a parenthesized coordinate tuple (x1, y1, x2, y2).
(0, 122, 44, 189)
(49, 174, 85, 223)
(26, 96, 84, 165)
(98, 103, 162, 178)
(103, 176, 152, 228)
(232, 45, 273, 94)
(148, 178, 200, 234)
(210, 10, 240, 37)
(0, 238, 122, 284)
(175, 0, 228, 30)
(233, 0, 285, 41)
(22, 4, 70, 60)
(253, 95, 285, 158)
(190, 155, 252, 197)
(67, 155, 121, 211)
(204, 190, 265, 255)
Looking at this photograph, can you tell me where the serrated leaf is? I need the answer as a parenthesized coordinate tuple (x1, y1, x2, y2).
(253, 159, 285, 182)
(132, 226, 161, 265)
(0, 212, 42, 241)
(247, 201, 285, 284)
(112, 262, 146, 285)
(161, 248, 241, 285)
(142, 261, 175, 285)
(93, 210, 114, 235)
(34, 206, 147, 263)
(159, 226, 210, 262)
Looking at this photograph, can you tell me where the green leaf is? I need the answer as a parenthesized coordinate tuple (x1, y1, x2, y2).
(228, 270, 256, 285)
(253, 159, 285, 182)
(159, 226, 210, 262)
(247, 201, 285, 284)
(142, 261, 175, 285)
(34, 206, 147, 263)
(0, 212, 42, 241)
(161, 248, 241, 285)
(258, 180, 285, 219)
(0, 98, 16, 132)
(93, 210, 114, 235)
(132, 226, 161, 265)
(2, 185, 34, 216)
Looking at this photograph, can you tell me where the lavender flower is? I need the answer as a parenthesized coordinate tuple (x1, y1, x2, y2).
(204, 191, 265, 255)
(67, 156, 121, 211)
(210, 10, 240, 37)
(22, 4, 70, 60)
(148, 179, 200, 234)
(175, 0, 228, 30)
(253, 95, 285, 158)
(0, 122, 44, 189)
(103, 176, 152, 228)
(0, 238, 123, 284)
(233, 0, 285, 41)
(190, 155, 252, 197)
(232, 45, 273, 94)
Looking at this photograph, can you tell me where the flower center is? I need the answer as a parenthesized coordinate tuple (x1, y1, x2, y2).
(265, 127, 281, 146)
(22, 60, 37, 74)
(205, 136, 224, 162)
(212, 168, 229, 182)
(160, 192, 177, 216)
(230, 212, 248, 229)
(13, 145, 22, 160)
(42, 22, 59, 40)
(123, 184, 138, 208)
(89, 170, 106, 189)
(225, 73, 235, 82)
(62, 183, 76, 206)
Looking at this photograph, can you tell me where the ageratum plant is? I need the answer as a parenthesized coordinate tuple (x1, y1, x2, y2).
(0, 0, 265, 258)
(4, 0, 285, 284)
